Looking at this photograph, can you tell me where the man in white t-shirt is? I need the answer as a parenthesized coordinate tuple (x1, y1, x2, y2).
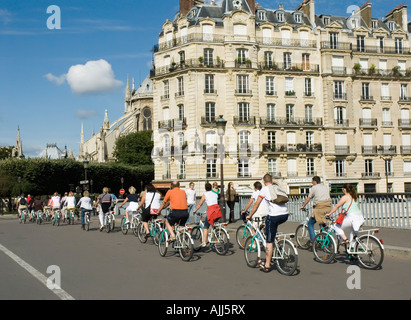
(247, 174, 289, 272)
(186, 182, 197, 224)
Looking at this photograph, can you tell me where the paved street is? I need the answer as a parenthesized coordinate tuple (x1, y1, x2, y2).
(0, 216, 410, 301)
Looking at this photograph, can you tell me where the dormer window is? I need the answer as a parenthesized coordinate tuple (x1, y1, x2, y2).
(294, 13, 302, 23)
(258, 10, 267, 21)
(372, 20, 378, 29)
(323, 17, 330, 25)
(277, 12, 284, 22)
(387, 21, 395, 31)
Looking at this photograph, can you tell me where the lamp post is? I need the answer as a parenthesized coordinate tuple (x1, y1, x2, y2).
(378, 147, 392, 193)
(216, 115, 227, 222)
(83, 159, 89, 191)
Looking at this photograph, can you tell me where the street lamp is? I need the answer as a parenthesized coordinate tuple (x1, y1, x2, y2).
(216, 115, 227, 222)
(378, 147, 392, 193)
(83, 159, 89, 191)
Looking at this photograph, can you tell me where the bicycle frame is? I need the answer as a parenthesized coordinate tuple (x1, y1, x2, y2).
(346, 229, 384, 255)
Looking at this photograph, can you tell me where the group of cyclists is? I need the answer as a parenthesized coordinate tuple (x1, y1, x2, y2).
(15, 173, 369, 272)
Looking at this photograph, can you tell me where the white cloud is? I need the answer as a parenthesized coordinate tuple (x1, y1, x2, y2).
(75, 109, 97, 119)
(44, 73, 66, 86)
(0, 9, 12, 25)
(46, 59, 123, 95)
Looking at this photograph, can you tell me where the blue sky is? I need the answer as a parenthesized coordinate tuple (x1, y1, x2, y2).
(0, 0, 407, 157)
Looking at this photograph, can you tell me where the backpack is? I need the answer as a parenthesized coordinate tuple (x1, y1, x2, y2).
(268, 184, 289, 205)
(19, 197, 27, 205)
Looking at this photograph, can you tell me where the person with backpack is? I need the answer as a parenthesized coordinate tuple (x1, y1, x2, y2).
(96, 187, 112, 231)
(246, 174, 289, 273)
(16, 194, 28, 218)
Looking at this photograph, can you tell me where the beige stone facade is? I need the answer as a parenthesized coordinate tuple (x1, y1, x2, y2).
(150, 0, 411, 194)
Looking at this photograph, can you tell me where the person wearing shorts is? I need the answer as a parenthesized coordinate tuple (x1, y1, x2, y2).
(158, 181, 189, 242)
(119, 186, 139, 224)
(137, 183, 162, 238)
(96, 187, 112, 231)
(193, 183, 222, 248)
(247, 174, 289, 273)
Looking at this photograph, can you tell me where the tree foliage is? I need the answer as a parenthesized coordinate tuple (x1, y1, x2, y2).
(0, 158, 154, 197)
(113, 130, 154, 166)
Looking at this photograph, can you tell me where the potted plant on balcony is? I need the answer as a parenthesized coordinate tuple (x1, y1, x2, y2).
(216, 56, 221, 67)
(406, 67, 411, 77)
(198, 56, 204, 67)
(368, 64, 376, 76)
(392, 66, 402, 77)
(245, 58, 251, 68)
(353, 62, 361, 75)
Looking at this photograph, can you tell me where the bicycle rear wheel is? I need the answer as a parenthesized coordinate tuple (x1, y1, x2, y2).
(295, 224, 310, 250)
(356, 235, 384, 270)
(235, 225, 252, 250)
(152, 222, 162, 246)
(213, 228, 229, 255)
(244, 236, 260, 268)
(313, 232, 336, 264)
(120, 217, 128, 235)
(179, 232, 194, 262)
(137, 222, 148, 243)
(274, 239, 298, 276)
(190, 226, 203, 251)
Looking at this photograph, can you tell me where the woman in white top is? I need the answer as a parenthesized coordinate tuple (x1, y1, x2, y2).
(193, 183, 222, 247)
(240, 181, 268, 229)
(137, 183, 162, 238)
(325, 183, 364, 245)
(77, 191, 93, 230)
(50, 192, 61, 219)
(65, 191, 77, 219)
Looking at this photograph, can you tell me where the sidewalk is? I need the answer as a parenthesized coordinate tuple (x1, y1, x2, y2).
(2, 213, 411, 259)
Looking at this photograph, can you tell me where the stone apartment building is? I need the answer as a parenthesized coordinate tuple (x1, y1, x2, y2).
(150, 0, 411, 194)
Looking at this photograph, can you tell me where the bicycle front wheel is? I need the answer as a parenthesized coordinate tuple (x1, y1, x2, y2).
(295, 224, 310, 250)
(190, 226, 203, 251)
(313, 232, 337, 264)
(236, 225, 252, 250)
(158, 230, 169, 257)
(274, 239, 298, 276)
(179, 232, 194, 262)
(356, 235, 384, 270)
(213, 228, 229, 255)
(120, 217, 128, 235)
(244, 236, 260, 268)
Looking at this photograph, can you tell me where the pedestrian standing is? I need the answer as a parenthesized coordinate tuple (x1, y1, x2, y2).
(186, 182, 197, 224)
(225, 182, 238, 223)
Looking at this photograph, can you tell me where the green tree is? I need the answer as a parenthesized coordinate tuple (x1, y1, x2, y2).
(113, 130, 154, 166)
(0, 147, 12, 160)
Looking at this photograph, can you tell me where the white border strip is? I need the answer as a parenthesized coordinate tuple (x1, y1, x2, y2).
(0, 243, 75, 300)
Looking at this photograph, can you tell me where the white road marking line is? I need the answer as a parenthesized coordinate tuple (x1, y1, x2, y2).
(0, 243, 75, 300)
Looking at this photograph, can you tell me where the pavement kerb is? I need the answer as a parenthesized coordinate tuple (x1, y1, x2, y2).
(2, 213, 410, 260)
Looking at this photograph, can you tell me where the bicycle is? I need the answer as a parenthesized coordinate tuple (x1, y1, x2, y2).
(244, 220, 298, 276)
(19, 209, 28, 224)
(100, 210, 115, 233)
(295, 208, 329, 250)
(52, 209, 61, 226)
(137, 215, 163, 245)
(29, 210, 37, 223)
(44, 209, 51, 222)
(36, 210, 43, 224)
(84, 210, 92, 231)
(158, 215, 194, 262)
(190, 212, 230, 255)
(312, 216, 384, 270)
(235, 212, 266, 249)
(66, 209, 75, 225)
(120, 210, 141, 236)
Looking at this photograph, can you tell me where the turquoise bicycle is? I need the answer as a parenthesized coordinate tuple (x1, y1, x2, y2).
(137, 215, 163, 245)
(19, 209, 28, 224)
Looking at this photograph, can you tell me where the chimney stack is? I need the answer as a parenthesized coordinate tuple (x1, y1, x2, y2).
(357, 2, 372, 28)
(296, 0, 315, 24)
(385, 4, 408, 31)
(247, 0, 256, 13)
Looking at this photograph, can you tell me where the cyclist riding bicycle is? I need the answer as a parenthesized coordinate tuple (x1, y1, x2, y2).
(240, 181, 268, 228)
(65, 191, 77, 220)
(119, 186, 139, 225)
(193, 182, 223, 248)
(325, 183, 364, 246)
(137, 183, 162, 238)
(50, 192, 61, 219)
(77, 191, 93, 230)
(96, 187, 112, 231)
(16, 194, 28, 218)
(158, 181, 189, 243)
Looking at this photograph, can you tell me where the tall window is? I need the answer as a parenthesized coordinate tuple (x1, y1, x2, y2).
(238, 103, 250, 122)
(205, 102, 215, 122)
(177, 77, 184, 96)
(206, 159, 217, 178)
(163, 80, 169, 99)
(264, 51, 273, 67)
(377, 37, 384, 53)
(306, 131, 314, 146)
(268, 158, 277, 175)
(238, 159, 250, 177)
(365, 159, 374, 176)
(304, 78, 313, 96)
(283, 52, 292, 69)
(286, 104, 295, 123)
(395, 38, 403, 54)
(267, 104, 276, 122)
(205, 74, 215, 93)
(237, 49, 248, 64)
(307, 158, 315, 176)
(302, 53, 310, 71)
(268, 131, 276, 145)
(177, 104, 184, 121)
(142, 107, 152, 131)
(237, 75, 249, 93)
(362, 83, 371, 100)
(334, 81, 345, 99)
(401, 84, 408, 100)
(335, 160, 345, 177)
(305, 105, 313, 123)
(357, 36, 365, 52)
(330, 32, 338, 49)
(204, 48, 214, 66)
(334, 106, 346, 125)
(266, 77, 275, 95)
(285, 77, 294, 95)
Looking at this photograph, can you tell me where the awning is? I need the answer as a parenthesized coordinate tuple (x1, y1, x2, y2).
(152, 182, 171, 189)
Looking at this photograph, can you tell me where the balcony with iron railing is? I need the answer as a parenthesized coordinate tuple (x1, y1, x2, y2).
(361, 172, 381, 179)
(200, 116, 217, 127)
(260, 117, 323, 128)
(262, 143, 322, 154)
(359, 118, 378, 128)
(258, 62, 320, 74)
(335, 146, 351, 154)
(256, 37, 317, 48)
(156, 33, 226, 52)
(362, 146, 378, 154)
(333, 93, 347, 101)
(233, 116, 256, 126)
(158, 118, 187, 130)
(398, 119, 411, 129)
(400, 146, 411, 155)
(378, 145, 397, 155)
